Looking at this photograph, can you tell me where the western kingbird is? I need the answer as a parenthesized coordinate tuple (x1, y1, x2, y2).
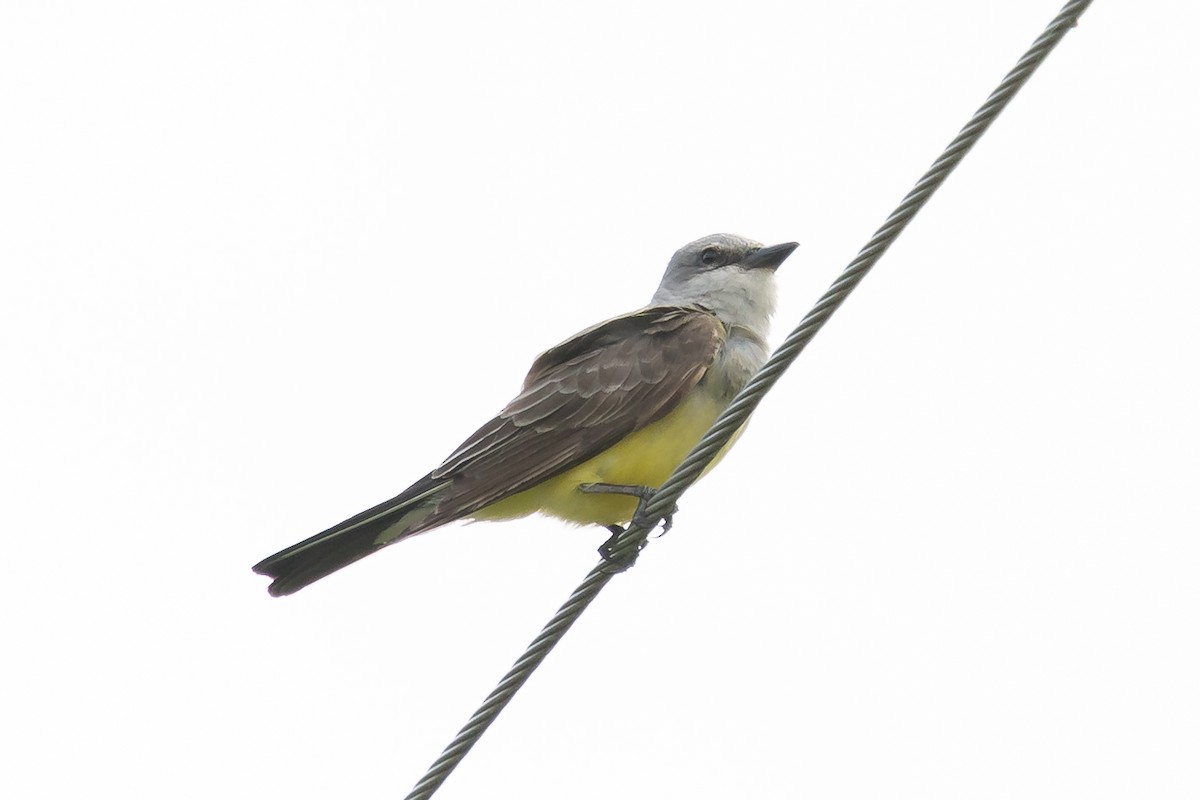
(253, 233, 797, 595)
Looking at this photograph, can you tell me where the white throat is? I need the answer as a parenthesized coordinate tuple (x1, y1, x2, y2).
(651, 266, 777, 342)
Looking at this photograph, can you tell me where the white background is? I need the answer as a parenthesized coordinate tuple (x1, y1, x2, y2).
(3, 1, 1197, 798)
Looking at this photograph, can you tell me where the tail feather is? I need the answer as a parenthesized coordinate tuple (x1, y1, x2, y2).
(253, 475, 447, 596)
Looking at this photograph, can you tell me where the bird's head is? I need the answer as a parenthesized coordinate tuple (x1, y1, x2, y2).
(651, 233, 798, 336)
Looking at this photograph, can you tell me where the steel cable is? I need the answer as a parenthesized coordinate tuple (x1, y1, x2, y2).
(405, 2, 1094, 796)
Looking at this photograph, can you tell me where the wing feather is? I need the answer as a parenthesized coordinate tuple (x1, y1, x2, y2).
(419, 306, 725, 528)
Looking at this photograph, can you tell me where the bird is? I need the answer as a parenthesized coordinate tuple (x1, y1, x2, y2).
(253, 233, 797, 595)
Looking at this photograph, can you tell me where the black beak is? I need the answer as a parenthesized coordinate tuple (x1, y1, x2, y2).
(743, 241, 799, 272)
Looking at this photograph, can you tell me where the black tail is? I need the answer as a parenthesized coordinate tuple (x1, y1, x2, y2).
(253, 476, 445, 596)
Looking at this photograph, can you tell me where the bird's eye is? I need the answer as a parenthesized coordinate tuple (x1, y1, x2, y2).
(700, 247, 722, 266)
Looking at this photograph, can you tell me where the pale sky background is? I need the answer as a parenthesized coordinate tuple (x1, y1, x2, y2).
(2, 2, 1197, 798)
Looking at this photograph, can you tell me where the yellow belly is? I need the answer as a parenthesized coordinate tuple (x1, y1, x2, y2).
(473, 390, 743, 526)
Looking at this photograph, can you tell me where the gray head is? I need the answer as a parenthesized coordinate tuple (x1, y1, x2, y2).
(651, 233, 798, 336)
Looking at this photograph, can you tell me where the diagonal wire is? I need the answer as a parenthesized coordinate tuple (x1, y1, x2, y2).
(404, 1, 1093, 797)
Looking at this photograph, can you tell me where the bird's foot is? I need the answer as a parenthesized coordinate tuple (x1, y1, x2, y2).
(597, 524, 643, 572)
(579, 483, 679, 570)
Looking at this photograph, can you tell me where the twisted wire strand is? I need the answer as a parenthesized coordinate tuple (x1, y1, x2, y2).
(404, 2, 1093, 796)
(635, 0, 1093, 537)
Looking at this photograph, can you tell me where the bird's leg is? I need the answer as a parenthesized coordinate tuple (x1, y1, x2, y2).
(579, 483, 680, 569)
(579, 482, 655, 499)
(578, 482, 679, 532)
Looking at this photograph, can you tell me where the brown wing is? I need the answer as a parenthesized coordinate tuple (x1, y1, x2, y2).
(419, 305, 725, 527)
